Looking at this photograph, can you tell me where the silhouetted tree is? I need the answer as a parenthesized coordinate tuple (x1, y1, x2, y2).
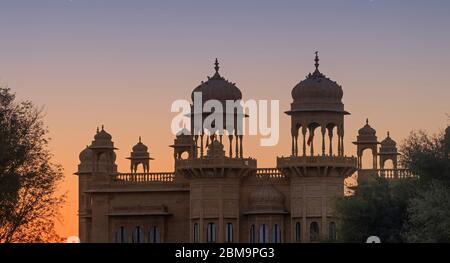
(335, 129, 449, 243)
(0, 86, 64, 243)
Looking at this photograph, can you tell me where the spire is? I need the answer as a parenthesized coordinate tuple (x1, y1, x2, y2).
(366, 118, 369, 125)
(139, 136, 142, 143)
(387, 131, 390, 137)
(214, 58, 220, 73)
(314, 51, 319, 71)
(101, 125, 104, 131)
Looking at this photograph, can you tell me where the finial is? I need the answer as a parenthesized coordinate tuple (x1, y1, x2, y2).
(314, 51, 319, 71)
(96, 127, 99, 133)
(366, 118, 369, 125)
(214, 58, 220, 73)
(139, 136, 142, 143)
(101, 125, 104, 131)
(387, 131, 390, 137)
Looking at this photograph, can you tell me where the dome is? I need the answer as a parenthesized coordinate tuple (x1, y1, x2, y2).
(94, 126, 112, 141)
(132, 137, 148, 152)
(358, 119, 376, 136)
(79, 146, 93, 162)
(290, 52, 344, 112)
(191, 59, 242, 103)
(176, 128, 191, 137)
(249, 183, 285, 211)
(381, 132, 396, 147)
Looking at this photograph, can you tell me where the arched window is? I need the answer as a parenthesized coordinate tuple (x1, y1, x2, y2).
(193, 223, 199, 243)
(295, 222, 301, 242)
(132, 226, 144, 243)
(310, 222, 320, 242)
(329, 222, 337, 241)
(272, 224, 281, 243)
(116, 226, 127, 243)
(249, 225, 256, 243)
(149, 226, 161, 243)
(259, 224, 269, 243)
(206, 223, 216, 243)
(226, 223, 233, 243)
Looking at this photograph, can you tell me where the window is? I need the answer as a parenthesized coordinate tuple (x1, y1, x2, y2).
(259, 224, 269, 243)
(249, 225, 256, 243)
(310, 222, 320, 242)
(149, 226, 161, 243)
(272, 224, 281, 243)
(226, 223, 233, 243)
(116, 226, 126, 243)
(132, 226, 144, 243)
(329, 222, 337, 241)
(295, 222, 301, 242)
(193, 223, 199, 243)
(206, 223, 216, 243)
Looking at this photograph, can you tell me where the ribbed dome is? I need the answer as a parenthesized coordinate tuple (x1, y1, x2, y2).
(79, 146, 93, 162)
(358, 119, 376, 135)
(191, 59, 242, 103)
(132, 137, 148, 152)
(249, 183, 285, 211)
(290, 52, 344, 112)
(94, 126, 112, 141)
(381, 132, 396, 147)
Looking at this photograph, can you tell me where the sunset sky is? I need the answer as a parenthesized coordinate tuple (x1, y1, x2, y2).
(0, 0, 449, 239)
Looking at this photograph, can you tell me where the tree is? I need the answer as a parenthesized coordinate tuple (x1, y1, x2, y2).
(335, 129, 449, 243)
(335, 178, 416, 242)
(0, 86, 65, 243)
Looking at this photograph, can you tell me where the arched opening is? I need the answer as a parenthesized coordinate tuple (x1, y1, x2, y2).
(132, 226, 144, 243)
(116, 226, 126, 243)
(180, 151, 189, 160)
(307, 123, 320, 156)
(149, 226, 161, 243)
(272, 224, 281, 243)
(193, 223, 199, 243)
(206, 222, 216, 243)
(383, 159, 394, 169)
(226, 223, 233, 243)
(249, 224, 256, 243)
(326, 124, 338, 156)
(259, 224, 269, 243)
(310, 222, 320, 242)
(360, 148, 374, 169)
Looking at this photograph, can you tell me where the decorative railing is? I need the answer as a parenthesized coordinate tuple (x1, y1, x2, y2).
(277, 155, 357, 167)
(176, 157, 257, 169)
(112, 172, 175, 183)
(377, 169, 414, 179)
(255, 168, 285, 179)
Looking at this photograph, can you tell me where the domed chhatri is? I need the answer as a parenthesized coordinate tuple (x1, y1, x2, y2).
(127, 137, 153, 173)
(291, 52, 345, 113)
(191, 58, 242, 103)
(358, 119, 376, 136)
(132, 136, 148, 153)
(380, 132, 397, 148)
(248, 183, 285, 212)
(94, 125, 112, 141)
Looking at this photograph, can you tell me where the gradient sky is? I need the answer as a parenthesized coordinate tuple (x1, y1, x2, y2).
(1, 0, 449, 239)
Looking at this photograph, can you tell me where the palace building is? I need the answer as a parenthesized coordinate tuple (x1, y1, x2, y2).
(76, 53, 411, 243)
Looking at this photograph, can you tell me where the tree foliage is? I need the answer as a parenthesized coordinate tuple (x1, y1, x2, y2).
(335, 128, 450, 243)
(0, 86, 65, 243)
